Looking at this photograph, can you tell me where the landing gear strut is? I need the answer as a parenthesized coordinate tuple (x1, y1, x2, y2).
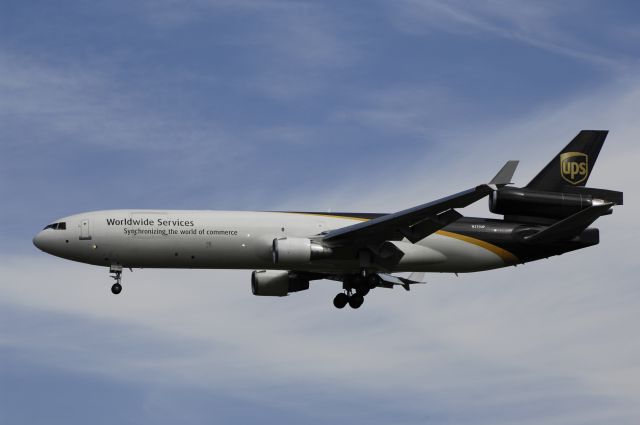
(110, 265, 123, 295)
(333, 272, 380, 309)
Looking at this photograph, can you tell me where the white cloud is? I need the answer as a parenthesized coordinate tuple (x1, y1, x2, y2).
(134, 0, 358, 100)
(281, 68, 639, 214)
(331, 85, 467, 139)
(3, 230, 639, 424)
(2, 4, 640, 421)
(0, 51, 230, 154)
(4, 72, 640, 422)
(388, 0, 627, 68)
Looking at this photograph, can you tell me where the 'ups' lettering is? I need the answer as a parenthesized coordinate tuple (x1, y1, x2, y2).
(560, 152, 589, 185)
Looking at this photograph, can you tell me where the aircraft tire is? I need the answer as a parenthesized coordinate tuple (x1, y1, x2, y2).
(333, 293, 349, 309)
(111, 283, 122, 295)
(349, 293, 364, 309)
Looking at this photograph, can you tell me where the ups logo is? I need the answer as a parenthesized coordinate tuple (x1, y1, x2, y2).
(560, 152, 588, 185)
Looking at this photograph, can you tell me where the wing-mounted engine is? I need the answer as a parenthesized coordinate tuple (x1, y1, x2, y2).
(271, 237, 332, 264)
(251, 270, 310, 296)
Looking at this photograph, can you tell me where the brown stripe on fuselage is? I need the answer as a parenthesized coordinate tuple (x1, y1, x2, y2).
(277, 212, 520, 265)
(276, 211, 384, 221)
(436, 230, 520, 264)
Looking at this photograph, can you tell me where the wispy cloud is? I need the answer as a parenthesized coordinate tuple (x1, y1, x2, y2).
(330, 85, 472, 140)
(2, 241, 639, 424)
(4, 71, 640, 424)
(388, 0, 628, 68)
(134, 0, 358, 100)
(3, 1, 640, 423)
(0, 52, 228, 153)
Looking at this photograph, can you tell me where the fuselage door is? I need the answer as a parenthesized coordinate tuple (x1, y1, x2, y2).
(79, 219, 92, 240)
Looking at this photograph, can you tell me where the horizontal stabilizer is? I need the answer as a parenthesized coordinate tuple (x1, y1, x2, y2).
(561, 186, 623, 205)
(490, 160, 519, 188)
(525, 202, 613, 243)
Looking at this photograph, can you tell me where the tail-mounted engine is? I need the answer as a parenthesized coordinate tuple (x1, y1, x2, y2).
(272, 237, 332, 264)
(489, 187, 620, 220)
(251, 270, 310, 297)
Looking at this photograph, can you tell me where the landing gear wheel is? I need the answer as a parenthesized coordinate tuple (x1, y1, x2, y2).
(333, 293, 349, 309)
(349, 293, 364, 309)
(109, 265, 123, 295)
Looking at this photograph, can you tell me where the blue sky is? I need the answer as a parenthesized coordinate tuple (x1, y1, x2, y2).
(1, 1, 640, 424)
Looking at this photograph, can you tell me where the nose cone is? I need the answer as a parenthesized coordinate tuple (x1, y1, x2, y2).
(33, 231, 44, 250)
(33, 230, 55, 253)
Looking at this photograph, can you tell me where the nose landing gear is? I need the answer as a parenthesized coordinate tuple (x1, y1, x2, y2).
(110, 265, 123, 295)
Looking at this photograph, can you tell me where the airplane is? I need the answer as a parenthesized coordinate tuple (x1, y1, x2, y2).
(33, 130, 622, 309)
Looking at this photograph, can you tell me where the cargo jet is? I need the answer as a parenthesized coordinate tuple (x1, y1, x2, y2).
(33, 131, 622, 309)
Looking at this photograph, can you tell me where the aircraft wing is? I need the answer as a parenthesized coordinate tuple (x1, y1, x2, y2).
(320, 185, 491, 246)
(319, 161, 518, 248)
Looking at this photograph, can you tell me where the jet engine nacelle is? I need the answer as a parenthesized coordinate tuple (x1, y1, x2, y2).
(271, 237, 332, 264)
(251, 270, 310, 297)
(489, 187, 603, 219)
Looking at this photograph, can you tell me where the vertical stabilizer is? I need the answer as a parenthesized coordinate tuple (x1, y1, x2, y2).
(526, 130, 608, 192)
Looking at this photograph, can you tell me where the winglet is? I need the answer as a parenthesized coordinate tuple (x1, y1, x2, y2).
(489, 160, 519, 188)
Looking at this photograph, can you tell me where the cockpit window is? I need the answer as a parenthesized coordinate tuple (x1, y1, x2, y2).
(43, 222, 67, 230)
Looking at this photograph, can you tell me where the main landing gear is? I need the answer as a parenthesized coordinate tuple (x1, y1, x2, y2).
(333, 291, 364, 309)
(110, 265, 123, 295)
(333, 273, 380, 309)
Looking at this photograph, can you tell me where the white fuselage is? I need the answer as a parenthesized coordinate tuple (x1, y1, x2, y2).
(33, 210, 514, 273)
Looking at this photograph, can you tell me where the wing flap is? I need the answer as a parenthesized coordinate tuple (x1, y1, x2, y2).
(375, 273, 427, 291)
(401, 208, 463, 243)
